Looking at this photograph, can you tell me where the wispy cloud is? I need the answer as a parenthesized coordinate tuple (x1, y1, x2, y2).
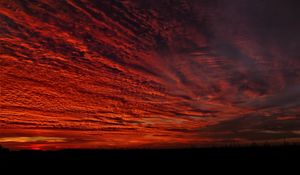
(0, 137, 66, 143)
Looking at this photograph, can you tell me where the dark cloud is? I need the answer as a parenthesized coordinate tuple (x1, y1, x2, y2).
(199, 113, 300, 142)
(244, 85, 300, 110)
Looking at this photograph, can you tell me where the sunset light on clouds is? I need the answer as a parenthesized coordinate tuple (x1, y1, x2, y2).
(0, 0, 300, 150)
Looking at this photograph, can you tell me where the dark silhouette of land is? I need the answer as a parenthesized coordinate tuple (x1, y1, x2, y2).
(1, 144, 299, 168)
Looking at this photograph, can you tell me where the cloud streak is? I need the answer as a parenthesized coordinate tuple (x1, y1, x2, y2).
(0, 136, 66, 143)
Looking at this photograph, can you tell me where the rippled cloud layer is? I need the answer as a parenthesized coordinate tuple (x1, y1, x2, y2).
(1, 0, 300, 150)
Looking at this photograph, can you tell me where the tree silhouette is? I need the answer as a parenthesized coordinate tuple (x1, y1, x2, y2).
(0, 145, 9, 153)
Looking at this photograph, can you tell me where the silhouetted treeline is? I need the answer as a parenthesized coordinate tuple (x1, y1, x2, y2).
(0, 145, 9, 153)
(2, 144, 299, 172)
(1, 144, 299, 164)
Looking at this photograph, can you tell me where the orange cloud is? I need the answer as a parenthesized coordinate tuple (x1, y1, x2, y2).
(0, 136, 66, 143)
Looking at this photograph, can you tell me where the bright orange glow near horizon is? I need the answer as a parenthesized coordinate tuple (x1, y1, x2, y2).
(1, 0, 300, 150)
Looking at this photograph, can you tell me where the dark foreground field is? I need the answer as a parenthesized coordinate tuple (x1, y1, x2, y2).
(1, 145, 299, 169)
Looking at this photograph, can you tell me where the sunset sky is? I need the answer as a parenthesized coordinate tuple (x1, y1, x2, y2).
(1, 0, 300, 150)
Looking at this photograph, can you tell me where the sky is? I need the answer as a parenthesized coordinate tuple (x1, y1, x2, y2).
(0, 0, 300, 150)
